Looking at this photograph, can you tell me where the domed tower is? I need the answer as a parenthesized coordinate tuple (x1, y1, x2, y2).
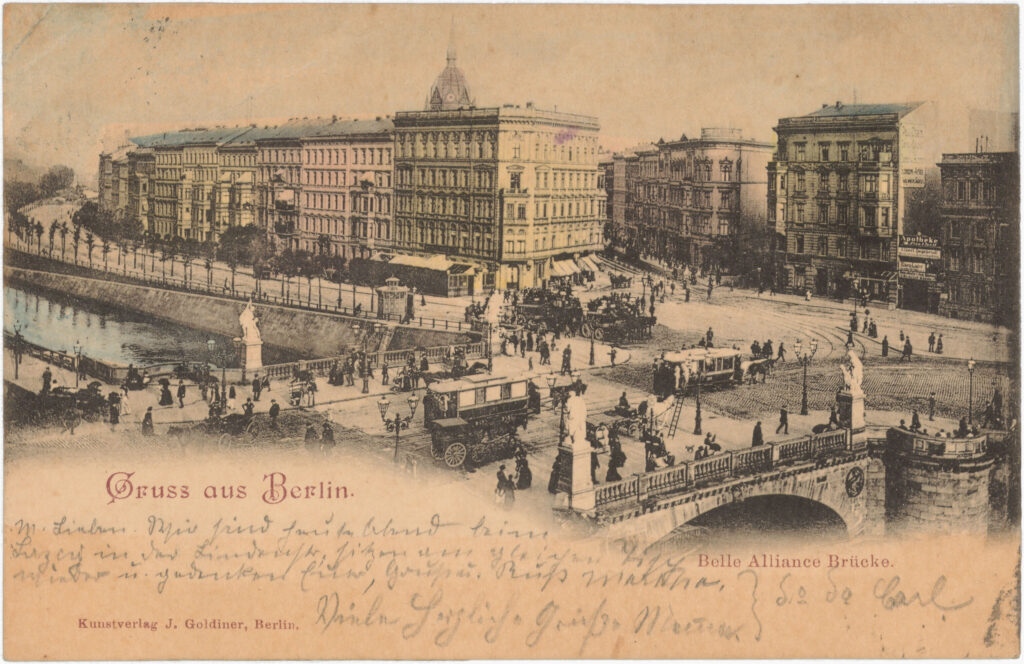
(426, 33, 473, 111)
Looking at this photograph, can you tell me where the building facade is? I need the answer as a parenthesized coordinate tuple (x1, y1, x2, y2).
(606, 130, 771, 273)
(392, 48, 604, 291)
(768, 102, 934, 303)
(937, 151, 1019, 324)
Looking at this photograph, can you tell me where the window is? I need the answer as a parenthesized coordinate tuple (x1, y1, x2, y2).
(720, 161, 732, 181)
(969, 180, 980, 201)
(719, 190, 731, 209)
(862, 175, 878, 193)
(513, 145, 521, 160)
(817, 172, 829, 191)
(796, 172, 806, 191)
(957, 180, 967, 200)
(796, 204, 805, 224)
(517, 205, 526, 220)
(880, 209, 890, 227)
(796, 235, 804, 253)
(819, 203, 830, 223)
(795, 143, 806, 161)
(861, 206, 876, 227)
(838, 173, 848, 191)
(819, 143, 831, 161)
(510, 172, 521, 192)
(947, 249, 960, 271)
(838, 143, 850, 161)
(880, 174, 891, 196)
(837, 204, 849, 225)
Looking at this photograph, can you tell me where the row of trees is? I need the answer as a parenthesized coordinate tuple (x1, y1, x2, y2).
(14, 200, 357, 310)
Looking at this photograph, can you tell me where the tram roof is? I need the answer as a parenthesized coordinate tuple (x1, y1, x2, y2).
(427, 374, 528, 393)
(662, 347, 742, 363)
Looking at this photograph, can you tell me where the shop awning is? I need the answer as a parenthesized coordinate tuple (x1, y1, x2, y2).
(550, 259, 581, 278)
(389, 253, 454, 271)
(578, 255, 602, 273)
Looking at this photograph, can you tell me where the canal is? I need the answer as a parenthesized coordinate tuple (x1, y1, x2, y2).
(5, 283, 305, 368)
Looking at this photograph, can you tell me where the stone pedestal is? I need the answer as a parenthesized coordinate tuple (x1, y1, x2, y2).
(837, 390, 865, 433)
(245, 342, 263, 371)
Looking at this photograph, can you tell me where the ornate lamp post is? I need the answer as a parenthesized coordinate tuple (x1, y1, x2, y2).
(546, 374, 559, 412)
(73, 339, 82, 388)
(967, 358, 977, 424)
(794, 338, 819, 416)
(11, 322, 24, 380)
(691, 357, 704, 435)
(378, 393, 420, 464)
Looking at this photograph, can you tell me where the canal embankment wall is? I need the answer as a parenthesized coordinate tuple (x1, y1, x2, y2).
(4, 263, 469, 358)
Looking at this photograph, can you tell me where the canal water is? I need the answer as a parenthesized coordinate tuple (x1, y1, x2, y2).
(5, 283, 305, 368)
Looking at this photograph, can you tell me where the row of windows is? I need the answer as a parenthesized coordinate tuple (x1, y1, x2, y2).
(791, 235, 889, 259)
(785, 202, 891, 227)
(221, 153, 256, 168)
(397, 131, 597, 164)
(392, 221, 494, 254)
(945, 248, 991, 274)
(302, 192, 391, 214)
(302, 146, 392, 166)
(299, 215, 389, 241)
(944, 179, 998, 203)
(789, 140, 894, 163)
(504, 230, 601, 254)
(643, 157, 733, 183)
(636, 186, 732, 209)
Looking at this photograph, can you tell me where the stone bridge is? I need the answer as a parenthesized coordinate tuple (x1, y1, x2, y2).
(570, 425, 1012, 544)
(583, 429, 886, 543)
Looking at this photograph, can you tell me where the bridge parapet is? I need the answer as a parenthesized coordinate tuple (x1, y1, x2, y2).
(886, 427, 988, 459)
(593, 427, 853, 512)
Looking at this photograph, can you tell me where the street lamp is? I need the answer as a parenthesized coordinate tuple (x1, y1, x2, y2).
(794, 338, 819, 416)
(967, 358, 977, 424)
(690, 357, 705, 435)
(378, 393, 420, 463)
(11, 322, 23, 380)
(73, 339, 82, 388)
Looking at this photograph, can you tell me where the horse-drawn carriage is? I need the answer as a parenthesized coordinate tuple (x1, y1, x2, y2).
(46, 381, 109, 422)
(609, 273, 632, 290)
(166, 412, 269, 447)
(423, 375, 541, 469)
(578, 296, 655, 343)
(652, 347, 745, 399)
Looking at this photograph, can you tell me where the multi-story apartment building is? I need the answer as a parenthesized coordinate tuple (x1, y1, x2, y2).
(768, 101, 936, 303)
(253, 117, 395, 257)
(611, 129, 771, 272)
(216, 133, 259, 232)
(392, 46, 605, 291)
(125, 148, 155, 228)
(126, 126, 253, 240)
(937, 151, 1019, 324)
(296, 119, 393, 258)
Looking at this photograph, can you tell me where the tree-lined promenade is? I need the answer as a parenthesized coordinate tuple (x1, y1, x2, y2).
(6, 201, 473, 323)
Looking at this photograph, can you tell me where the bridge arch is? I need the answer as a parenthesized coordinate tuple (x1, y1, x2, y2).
(681, 494, 849, 542)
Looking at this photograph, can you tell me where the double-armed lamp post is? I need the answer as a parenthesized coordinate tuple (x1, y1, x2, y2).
(794, 338, 819, 416)
(378, 393, 420, 463)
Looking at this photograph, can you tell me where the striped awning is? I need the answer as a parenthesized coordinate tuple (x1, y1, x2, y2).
(578, 255, 602, 273)
(551, 259, 581, 277)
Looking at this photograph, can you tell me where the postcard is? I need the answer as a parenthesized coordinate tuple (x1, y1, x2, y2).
(3, 3, 1020, 659)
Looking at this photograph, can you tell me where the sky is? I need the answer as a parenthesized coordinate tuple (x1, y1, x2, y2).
(3, 3, 1019, 184)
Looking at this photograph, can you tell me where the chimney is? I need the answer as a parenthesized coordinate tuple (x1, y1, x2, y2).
(835, 101, 842, 109)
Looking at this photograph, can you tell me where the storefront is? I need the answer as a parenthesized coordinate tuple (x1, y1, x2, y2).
(897, 235, 942, 313)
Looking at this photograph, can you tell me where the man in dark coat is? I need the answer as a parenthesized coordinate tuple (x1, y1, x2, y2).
(752, 421, 764, 446)
(252, 373, 262, 401)
(776, 407, 789, 434)
(268, 399, 280, 428)
(881, 336, 889, 357)
(177, 380, 186, 408)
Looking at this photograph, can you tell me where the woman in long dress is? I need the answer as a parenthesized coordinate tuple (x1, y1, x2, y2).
(227, 385, 237, 412)
(119, 384, 131, 416)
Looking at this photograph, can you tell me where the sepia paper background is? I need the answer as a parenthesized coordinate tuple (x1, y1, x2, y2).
(3, 3, 1021, 659)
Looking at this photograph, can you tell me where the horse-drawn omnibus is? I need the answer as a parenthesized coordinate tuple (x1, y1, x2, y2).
(423, 374, 542, 469)
(652, 347, 744, 398)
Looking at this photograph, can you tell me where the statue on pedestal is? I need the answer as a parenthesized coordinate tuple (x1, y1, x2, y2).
(840, 350, 864, 396)
(239, 299, 263, 370)
(239, 299, 262, 346)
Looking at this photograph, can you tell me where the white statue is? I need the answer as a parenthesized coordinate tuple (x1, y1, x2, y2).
(564, 389, 589, 451)
(840, 350, 864, 396)
(239, 299, 262, 346)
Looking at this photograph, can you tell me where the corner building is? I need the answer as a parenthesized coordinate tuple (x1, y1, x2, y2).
(768, 102, 934, 303)
(392, 46, 605, 292)
(937, 151, 1019, 324)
